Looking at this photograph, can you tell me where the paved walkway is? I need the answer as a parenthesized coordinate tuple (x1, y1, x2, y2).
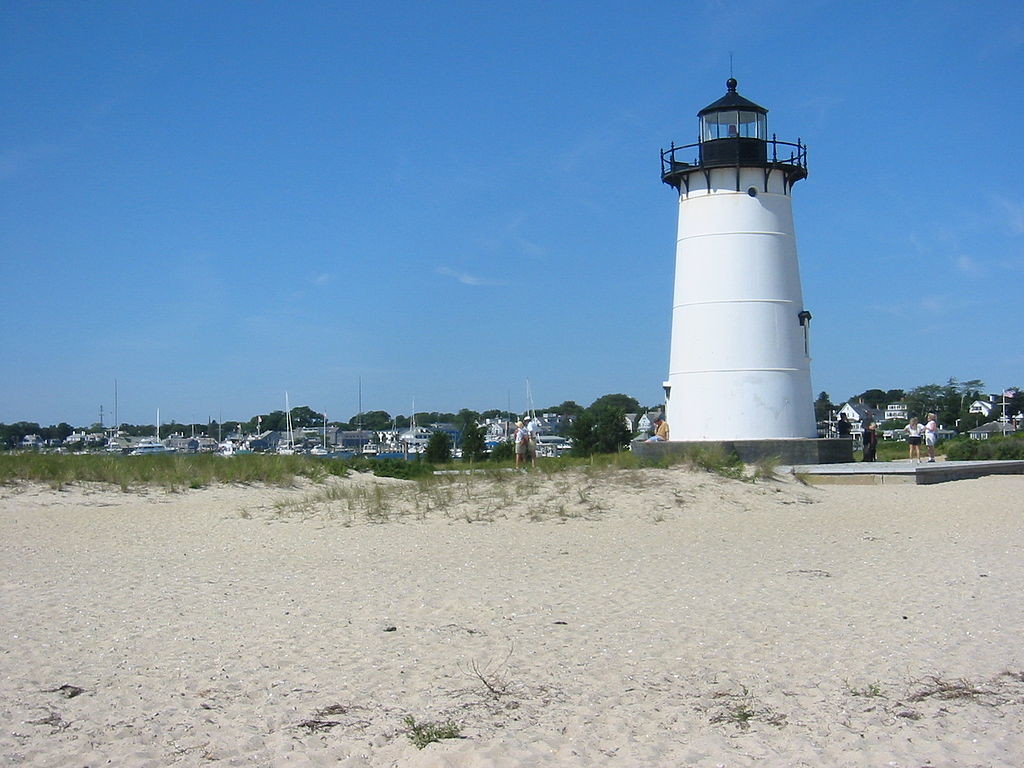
(785, 459, 1024, 485)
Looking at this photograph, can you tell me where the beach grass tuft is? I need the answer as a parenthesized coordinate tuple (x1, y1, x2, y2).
(403, 715, 461, 749)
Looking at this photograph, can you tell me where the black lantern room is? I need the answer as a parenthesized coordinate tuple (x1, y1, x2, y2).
(661, 78, 807, 193)
(698, 77, 768, 165)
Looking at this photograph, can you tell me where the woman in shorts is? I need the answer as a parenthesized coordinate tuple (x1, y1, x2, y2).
(924, 413, 939, 462)
(905, 416, 924, 462)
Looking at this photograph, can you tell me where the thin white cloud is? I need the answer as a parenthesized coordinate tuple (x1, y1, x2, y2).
(313, 273, 332, 286)
(994, 196, 1024, 235)
(436, 266, 507, 287)
(955, 254, 981, 274)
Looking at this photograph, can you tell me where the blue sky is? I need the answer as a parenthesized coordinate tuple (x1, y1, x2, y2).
(2, 1, 1022, 427)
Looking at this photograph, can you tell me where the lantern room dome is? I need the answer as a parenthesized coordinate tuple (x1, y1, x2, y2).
(698, 78, 768, 143)
(697, 78, 767, 117)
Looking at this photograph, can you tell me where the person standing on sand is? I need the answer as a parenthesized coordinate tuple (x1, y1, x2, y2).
(514, 421, 531, 469)
(906, 416, 924, 462)
(924, 412, 939, 462)
(524, 417, 539, 467)
(861, 419, 878, 462)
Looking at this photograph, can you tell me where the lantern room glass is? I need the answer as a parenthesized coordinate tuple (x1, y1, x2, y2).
(701, 110, 766, 141)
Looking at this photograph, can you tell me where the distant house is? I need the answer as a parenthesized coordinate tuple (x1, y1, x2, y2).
(969, 398, 997, 418)
(19, 434, 44, 450)
(968, 421, 1016, 440)
(195, 437, 218, 452)
(540, 413, 573, 434)
(838, 402, 884, 433)
(634, 411, 663, 437)
(166, 435, 200, 453)
(335, 430, 376, 449)
(884, 402, 909, 421)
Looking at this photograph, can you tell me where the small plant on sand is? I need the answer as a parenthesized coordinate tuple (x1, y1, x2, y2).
(846, 680, 884, 698)
(724, 702, 756, 727)
(750, 455, 781, 482)
(709, 684, 786, 730)
(403, 715, 461, 749)
(364, 485, 392, 522)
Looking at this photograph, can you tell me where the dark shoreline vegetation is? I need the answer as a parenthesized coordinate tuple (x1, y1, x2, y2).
(0, 447, 781, 491)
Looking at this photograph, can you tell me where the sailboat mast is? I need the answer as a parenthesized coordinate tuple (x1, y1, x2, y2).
(285, 391, 292, 448)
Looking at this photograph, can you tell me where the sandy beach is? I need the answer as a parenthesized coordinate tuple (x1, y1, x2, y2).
(1, 467, 1022, 767)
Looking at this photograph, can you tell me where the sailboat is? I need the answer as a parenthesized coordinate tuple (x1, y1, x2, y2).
(277, 392, 296, 454)
(131, 408, 173, 455)
(310, 411, 330, 456)
(399, 400, 432, 453)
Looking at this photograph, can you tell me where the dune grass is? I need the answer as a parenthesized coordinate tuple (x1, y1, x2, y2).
(1, 442, 769, 494)
(0, 453, 344, 491)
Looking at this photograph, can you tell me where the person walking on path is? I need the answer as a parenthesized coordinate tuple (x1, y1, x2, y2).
(924, 413, 939, 462)
(906, 416, 924, 462)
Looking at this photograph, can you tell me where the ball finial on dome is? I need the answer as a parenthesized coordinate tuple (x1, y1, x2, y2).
(726, 77, 738, 92)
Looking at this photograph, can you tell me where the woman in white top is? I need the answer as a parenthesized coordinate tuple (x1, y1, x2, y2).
(905, 416, 924, 462)
(924, 413, 939, 462)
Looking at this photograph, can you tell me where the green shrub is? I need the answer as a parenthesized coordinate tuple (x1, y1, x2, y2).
(945, 435, 1024, 461)
(488, 441, 515, 462)
(361, 457, 435, 480)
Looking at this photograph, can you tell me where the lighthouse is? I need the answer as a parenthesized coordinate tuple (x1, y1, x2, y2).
(659, 78, 817, 442)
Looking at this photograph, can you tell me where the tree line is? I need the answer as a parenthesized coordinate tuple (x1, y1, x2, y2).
(814, 378, 1022, 430)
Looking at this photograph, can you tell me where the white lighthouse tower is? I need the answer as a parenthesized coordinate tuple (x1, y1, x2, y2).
(660, 78, 816, 441)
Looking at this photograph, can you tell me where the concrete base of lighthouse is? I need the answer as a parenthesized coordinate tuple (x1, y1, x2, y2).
(631, 438, 854, 466)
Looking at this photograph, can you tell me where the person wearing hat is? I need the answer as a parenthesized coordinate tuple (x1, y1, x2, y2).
(514, 420, 529, 469)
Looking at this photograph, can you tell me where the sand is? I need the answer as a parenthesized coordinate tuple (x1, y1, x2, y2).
(1, 467, 1022, 767)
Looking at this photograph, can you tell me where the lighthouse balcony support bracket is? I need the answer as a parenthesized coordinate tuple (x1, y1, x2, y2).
(660, 136, 808, 194)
